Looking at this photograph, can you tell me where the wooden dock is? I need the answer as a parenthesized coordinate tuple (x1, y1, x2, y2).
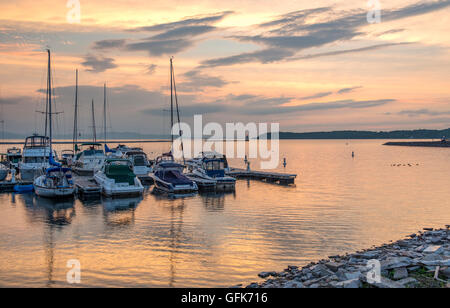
(75, 177, 102, 198)
(226, 168, 297, 185)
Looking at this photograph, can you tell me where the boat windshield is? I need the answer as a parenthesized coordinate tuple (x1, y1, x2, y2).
(24, 136, 50, 148)
(204, 160, 225, 171)
(24, 157, 47, 163)
(133, 155, 146, 166)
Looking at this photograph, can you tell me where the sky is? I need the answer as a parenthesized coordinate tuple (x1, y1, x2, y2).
(0, 0, 449, 136)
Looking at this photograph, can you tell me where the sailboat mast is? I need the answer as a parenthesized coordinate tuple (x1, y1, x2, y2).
(171, 60, 185, 164)
(73, 69, 78, 152)
(170, 57, 174, 146)
(103, 83, 107, 144)
(47, 49, 52, 148)
(91, 99, 97, 143)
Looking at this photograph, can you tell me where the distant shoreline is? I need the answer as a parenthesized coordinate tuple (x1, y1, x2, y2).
(384, 141, 450, 148)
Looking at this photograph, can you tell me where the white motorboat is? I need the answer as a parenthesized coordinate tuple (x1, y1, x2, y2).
(94, 158, 144, 197)
(6, 147, 22, 168)
(18, 135, 52, 180)
(186, 152, 236, 191)
(72, 143, 106, 175)
(124, 150, 152, 176)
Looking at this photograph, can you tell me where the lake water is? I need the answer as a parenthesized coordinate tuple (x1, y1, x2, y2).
(0, 140, 449, 287)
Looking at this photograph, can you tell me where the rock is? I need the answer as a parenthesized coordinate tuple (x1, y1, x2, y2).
(283, 280, 303, 288)
(355, 251, 380, 259)
(344, 271, 362, 280)
(421, 259, 450, 267)
(381, 257, 413, 270)
(246, 283, 259, 288)
(369, 277, 404, 289)
(431, 237, 442, 244)
(335, 278, 362, 289)
(393, 267, 408, 280)
(325, 261, 344, 272)
(423, 245, 444, 254)
(423, 228, 434, 231)
(397, 277, 418, 287)
(408, 234, 417, 238)
(258, 271, 277, 278)
(310, 264, 334, 278)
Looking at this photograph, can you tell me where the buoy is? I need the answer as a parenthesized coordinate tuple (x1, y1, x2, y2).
(352, 151, 355, 158)
(283, 158, 287, 168)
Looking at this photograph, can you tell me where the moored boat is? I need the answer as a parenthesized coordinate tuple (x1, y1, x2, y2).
(18, 135, 52, 180)
(33, 49, 75, 199)
(151, 152, 198, 194)
(124, 150, 152, 176)
(94, 158, 144, 197)
(6, 147, 22, 168)
(72, 143, 106, 175)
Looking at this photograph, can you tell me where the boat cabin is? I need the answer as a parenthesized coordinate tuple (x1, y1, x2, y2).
(24, 135, 50, 149)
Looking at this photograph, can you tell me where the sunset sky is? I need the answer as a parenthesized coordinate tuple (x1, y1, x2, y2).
(0, 0, 449, 136)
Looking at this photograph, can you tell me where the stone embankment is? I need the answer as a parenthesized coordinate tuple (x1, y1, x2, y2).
(244, 226, 450, 288)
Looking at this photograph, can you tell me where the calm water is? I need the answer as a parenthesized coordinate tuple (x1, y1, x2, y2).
(0, 140, 449, 287)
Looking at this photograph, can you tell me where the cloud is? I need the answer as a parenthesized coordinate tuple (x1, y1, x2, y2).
(143, 103, 227, 117)
(126, 39, 195, 56)
(81, 54, 118, 72)
(200, 1, 450, 67)
(130, 11, 233, 32)
(337, 86, 362, 94)
(92, 39, 127, 50)
(149, 25, 217, 40)
(145, 64, 157, 75)
(299, 92, 333, 100)
(395, 109, 450, 117)
(122, 11, 233, 57)
(176, 70, 231, 92)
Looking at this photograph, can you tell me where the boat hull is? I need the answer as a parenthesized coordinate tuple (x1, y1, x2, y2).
(19, 166, 45, 181)
(94, 173, 144, 198)
(150, 173, 198, 194)
(0, 168, 8, 181)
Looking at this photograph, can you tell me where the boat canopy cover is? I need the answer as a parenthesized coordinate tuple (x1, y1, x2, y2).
(105, 144, 115, 153)
(104, 160, 136, 185)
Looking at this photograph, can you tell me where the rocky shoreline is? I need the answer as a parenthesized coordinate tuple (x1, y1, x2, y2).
(243, 226, 450, 288)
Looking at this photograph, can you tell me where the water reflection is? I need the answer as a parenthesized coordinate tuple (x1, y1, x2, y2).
(102, 196, 142, 228)
(166, 199, 185, 287)
(199, 191, 234, 212)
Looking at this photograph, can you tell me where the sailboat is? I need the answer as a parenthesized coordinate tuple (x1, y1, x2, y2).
(33, 50, 75, 198)
(151, 58, 198, 195)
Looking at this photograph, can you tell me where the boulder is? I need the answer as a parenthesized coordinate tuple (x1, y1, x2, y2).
(423, 245, 444, 254)
(369, 277, 404, 288)
(397, 277, 418, 287)
(325, 261, 344, 272)
(381, 257, 413, 270)
(393, 267, 408, 280)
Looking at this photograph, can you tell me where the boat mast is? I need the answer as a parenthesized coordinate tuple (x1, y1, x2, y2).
(103, 83, 107, 144)
(91, 99, 97, 143)
(171, 59, 185, 164)
(73, 69, 78, 152)
(170, 58, 174, 146)
(47, 49, 52, 149)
